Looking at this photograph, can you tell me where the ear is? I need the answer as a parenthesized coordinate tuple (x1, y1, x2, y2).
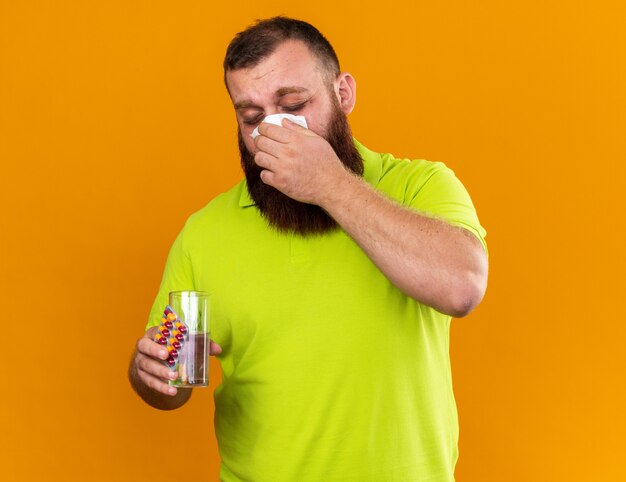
(336, 72, 356, 115)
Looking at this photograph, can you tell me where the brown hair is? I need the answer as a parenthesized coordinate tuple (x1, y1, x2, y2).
(223, 16, 340, 87)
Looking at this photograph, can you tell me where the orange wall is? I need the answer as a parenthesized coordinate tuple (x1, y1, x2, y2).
(1, 1, 624, 481)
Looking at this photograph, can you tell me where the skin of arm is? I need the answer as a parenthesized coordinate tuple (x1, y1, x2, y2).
(254, 120, 488, 317)
(319, 172, 488, 317)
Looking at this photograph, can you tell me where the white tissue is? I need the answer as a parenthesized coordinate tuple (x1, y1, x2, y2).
(250, 114, 308, 139)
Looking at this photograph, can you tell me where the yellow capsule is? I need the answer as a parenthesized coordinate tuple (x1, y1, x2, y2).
(166, 313, 177, 322)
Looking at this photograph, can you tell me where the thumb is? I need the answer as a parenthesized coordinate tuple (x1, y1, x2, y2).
(209, 340, 223, 355)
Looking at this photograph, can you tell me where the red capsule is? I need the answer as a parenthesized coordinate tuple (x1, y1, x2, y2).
(166, 356, 176, 366)
(172, 341, 181, 350)
(159, 327, 170, 337)
(167, 346, 178, 358)
(164, 320, 173, 329)
(156, 335, 167, 345)
(175, 322, 188, 334)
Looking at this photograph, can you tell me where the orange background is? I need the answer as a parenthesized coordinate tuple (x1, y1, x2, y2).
(1, 1, 624, 481)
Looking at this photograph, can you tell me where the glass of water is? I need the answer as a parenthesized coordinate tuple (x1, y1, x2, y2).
(168, 291, 210, 387)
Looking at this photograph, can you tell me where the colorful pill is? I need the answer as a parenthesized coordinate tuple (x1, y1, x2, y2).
(158, 307, 186, 370)
(158, 327, 170, 337)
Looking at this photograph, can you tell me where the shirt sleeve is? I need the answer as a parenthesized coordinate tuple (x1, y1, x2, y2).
(145, 224, 196, 330)
(406, 161, 488, 255)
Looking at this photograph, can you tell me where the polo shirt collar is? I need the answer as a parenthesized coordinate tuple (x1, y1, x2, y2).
(238, 137, 383, 208)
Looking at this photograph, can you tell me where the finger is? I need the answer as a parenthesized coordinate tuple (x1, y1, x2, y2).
(254, 151, 276, 171)
(257, 122, 293, 143)
(254, 133, 286, 158)
(209, 340, 222, 355)
(283, 118, 317, 137)
(137, 336, 169, 361)
(259, 169, 276, 187)
(136, 365, 178, 396)
(135, 351, 178, 381)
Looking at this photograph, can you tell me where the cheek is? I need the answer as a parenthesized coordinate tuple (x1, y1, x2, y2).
(239, 124, 258, 153)
(301, 98, 335, 136)
(298, 109, 322, 136)
(304, 112, 330, 137)
(244, 137, 257, 154)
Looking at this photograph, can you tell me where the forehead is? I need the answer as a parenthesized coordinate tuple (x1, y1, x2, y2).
(226, 40, 326, 104)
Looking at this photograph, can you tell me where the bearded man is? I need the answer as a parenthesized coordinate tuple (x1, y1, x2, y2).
(129, 16, 488, 482)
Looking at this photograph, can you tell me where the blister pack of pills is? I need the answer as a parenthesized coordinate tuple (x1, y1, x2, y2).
(154, 306, 189, 370)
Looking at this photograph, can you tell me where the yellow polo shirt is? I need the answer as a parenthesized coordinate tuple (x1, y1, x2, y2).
(147, 139, 487, 481)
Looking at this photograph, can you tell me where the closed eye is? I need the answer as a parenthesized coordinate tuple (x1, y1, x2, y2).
(243, 115, 263, 126)
(282, 102, 306, 113)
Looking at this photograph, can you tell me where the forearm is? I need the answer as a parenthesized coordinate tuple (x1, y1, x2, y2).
(128, 350, 192, 411)
(320, 172, 488, 317)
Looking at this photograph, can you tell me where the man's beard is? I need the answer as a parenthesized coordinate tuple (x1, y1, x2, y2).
(239, 100, 364, 236)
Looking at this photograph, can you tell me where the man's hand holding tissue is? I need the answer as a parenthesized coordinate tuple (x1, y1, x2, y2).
(252, 118, 353, 207)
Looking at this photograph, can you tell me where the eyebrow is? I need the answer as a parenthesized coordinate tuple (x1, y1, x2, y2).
(234, 86, 310, 110)
(276, 86, 309, 97)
